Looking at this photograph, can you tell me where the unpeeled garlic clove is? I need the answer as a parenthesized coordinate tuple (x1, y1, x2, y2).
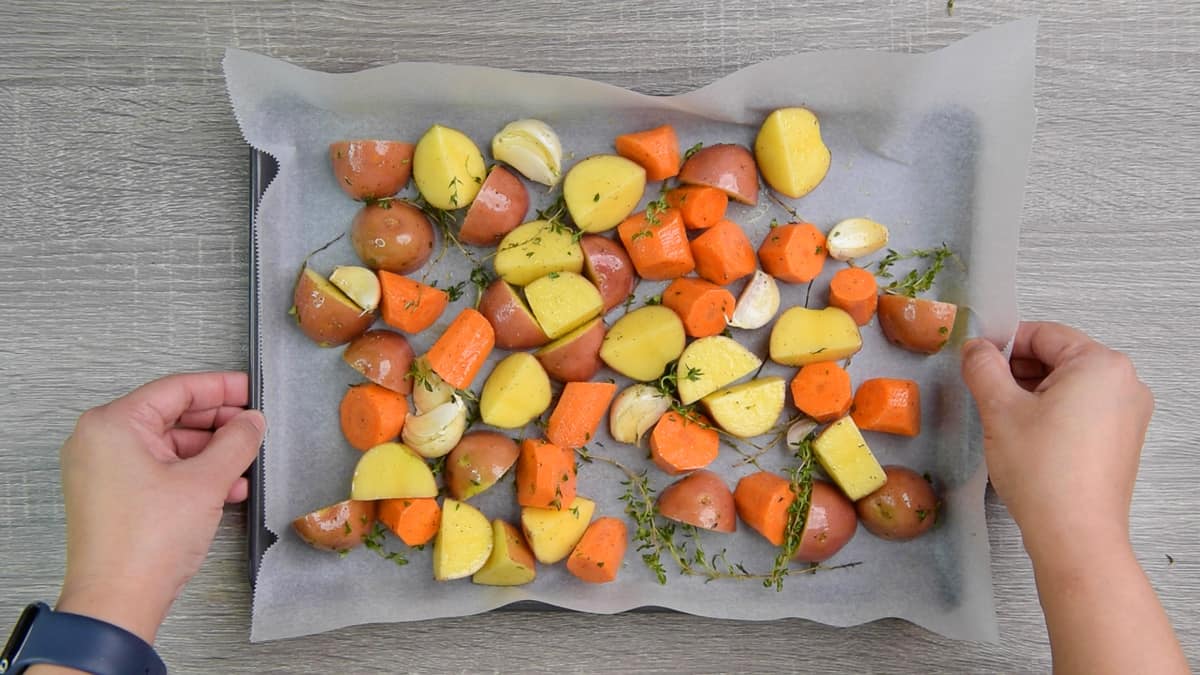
(491, 119, 563, 186)
(412, 359, 455, 414)
(609, 384, 672, 446)
(727, 269, 780, 330)
(786, 417, 819, 451)
(826, 218, 890, 261)
(402, 395, 467, 458)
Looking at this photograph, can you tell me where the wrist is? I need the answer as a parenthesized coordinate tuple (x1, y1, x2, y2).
(1020, 518, 1132, 575)
(55, 577, 170, 644)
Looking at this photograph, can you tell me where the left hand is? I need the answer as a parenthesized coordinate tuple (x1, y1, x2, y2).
(54, 372, 266, 643)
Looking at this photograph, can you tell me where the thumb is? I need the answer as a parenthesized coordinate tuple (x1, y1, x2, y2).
(184, 409, 266, 491)
(960, 339, 1025, 419)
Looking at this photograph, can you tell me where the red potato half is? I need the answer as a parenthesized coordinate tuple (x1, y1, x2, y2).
(460, 166, 530, 246)
(478, 279, 550, 350)
(350, 200, 436, 275)
(656, 469, 737, 533)
(534, 318, 606, 382)
(330, 140, 415, 201)
(445, 431, 521, 501)
(292, 499, 378, 551)
(292, 267, 376, 347)
(342, 329, 416, 394)
(678, 143, 760, 206)
(856, 466, 939, 541)
(580, 234, 636, 313)
(877, 294, 958, 355)
(794, 480, 858, 563)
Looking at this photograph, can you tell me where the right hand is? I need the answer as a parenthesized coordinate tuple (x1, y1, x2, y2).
(959, 322, 1153, 558)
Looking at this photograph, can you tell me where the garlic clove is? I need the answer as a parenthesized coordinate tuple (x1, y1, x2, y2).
(609, 384, 672, 446)
(402, 396, 467, 458)
(826, 218, 890, 261)
(727, 269, 781, 330)
(786, 417, 819, 450)
(412, 359, 455, 415)
(491, 119, 563, 186)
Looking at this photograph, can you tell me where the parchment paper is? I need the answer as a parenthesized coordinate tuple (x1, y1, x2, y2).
(225, 19, 1036, 643)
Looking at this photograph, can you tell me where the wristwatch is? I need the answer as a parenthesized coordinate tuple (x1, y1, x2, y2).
(0, 602, 166, 675)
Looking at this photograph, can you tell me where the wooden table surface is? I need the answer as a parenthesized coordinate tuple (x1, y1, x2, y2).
(2, 1, 1197, 672)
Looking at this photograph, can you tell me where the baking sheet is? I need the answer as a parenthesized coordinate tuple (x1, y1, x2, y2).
(225, 19, 1035, 643)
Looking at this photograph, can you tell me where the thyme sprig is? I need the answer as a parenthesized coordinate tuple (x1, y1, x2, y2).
(873, 244, 957, 298)
(361, 522, 410, 567)
(765, 430, 817, 590)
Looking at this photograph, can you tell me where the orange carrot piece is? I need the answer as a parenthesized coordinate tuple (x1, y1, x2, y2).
(733, 471, 795, 546)
(661, 277, 735, 338)
(616, 207, 695, 281)
(666, 186, 728, 230)
(649, 410, 720, 475)
(690, 219, 757, 286)
(829, 267, 879, 326)
(379, 270, 448, 334)
(546, 381, 618, 449)
(377, 497, 441, 546)
(515, 439, 576, 510)
(614, 125, 680, 181)
(338, 383, 408, 451)
(425, 308, 495, 390)
(567, 517, 629, 583)
(757, 222, 828, 284)
(789, 362, 853, 423)
(851, 378, 921, 437)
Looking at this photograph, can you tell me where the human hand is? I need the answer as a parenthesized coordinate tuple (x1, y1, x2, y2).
(960, 322, 1153, 561)
(54, 372, 266, 644)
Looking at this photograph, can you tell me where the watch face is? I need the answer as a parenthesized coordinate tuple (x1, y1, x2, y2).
(1, 603, 43, 672)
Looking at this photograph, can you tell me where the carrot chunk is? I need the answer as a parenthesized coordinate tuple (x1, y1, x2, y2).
(733, 471, 795, 546)
(379, 270, 448, 334)
(567, 517, 628, 583)
(516, 439, 576, 509)
(851, 378, 921, 437)
(617, 207, 695, 281)
(338, 383, 408, 451)
(425, 308, 495, 390)
(546, 381, 618, 449)
(690, 219, 757, 286)
(377, 497, 441, 546)
(665, 186, 728, 230)
(649, 410, 720, 475)
(757, 222, 828, 284)
(614, 125, 681, 181)
(829, 267, 879, 325)
(790, 362, 853, 423)
(661, 277, 735, 338)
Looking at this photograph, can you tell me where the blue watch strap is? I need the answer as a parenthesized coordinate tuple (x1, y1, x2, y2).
(2, 602, 166, 675)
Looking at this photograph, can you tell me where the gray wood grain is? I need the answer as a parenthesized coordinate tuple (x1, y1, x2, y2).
(1, 1, 1197, 672)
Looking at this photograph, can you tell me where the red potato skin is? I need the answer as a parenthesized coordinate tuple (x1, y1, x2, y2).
(444, 431, 521, 500)
(330, 140, 414, 201)
(534, 319, 606, 382)
(350, 200, 436, 274)
(460, 166, 530, 246)
(856, 466, 939, 541)
(496, 520, 537, 570)
(877, 295, 958, 354)
(656, 469, 737, 533)
(678, 144, 760, 206)
(478, 279, 550, 350)
(794, 481, 858, 563)
(342, 330, 415, 394)
(580, 234, 636, 312)
(293, 267, 376, 347)
(292, 499, 378, 551)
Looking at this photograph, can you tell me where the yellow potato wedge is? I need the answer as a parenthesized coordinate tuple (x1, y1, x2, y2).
(812, 416, 886, 500)
(754, 107, 831, 199)
(701, 377, 785, 438)
(524, 271, 603, 339)
(480, 352, 552, 429)
(599, 305, 686, 382)
(521, 496, 596, 564)
(676, 335, 762, 405)
(350, 442, 438, 500)
(433, 499, 493, 581)
(472, 520, 537, 587)
(769, 306, 862, 366)
(564, 155, 646, 233)
(412, 124, 486, 210)
(493, 220, 584, 286)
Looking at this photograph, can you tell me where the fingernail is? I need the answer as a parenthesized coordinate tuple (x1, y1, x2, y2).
(244, 409, 267, 434)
